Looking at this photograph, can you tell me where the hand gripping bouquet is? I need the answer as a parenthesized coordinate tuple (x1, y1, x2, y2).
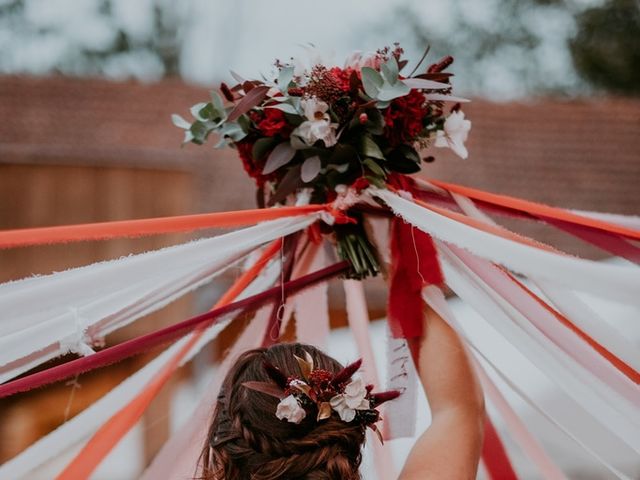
(173, 44, 470, 280)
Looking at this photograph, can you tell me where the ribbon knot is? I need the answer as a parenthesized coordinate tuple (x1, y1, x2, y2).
(59, 307, 97, 357)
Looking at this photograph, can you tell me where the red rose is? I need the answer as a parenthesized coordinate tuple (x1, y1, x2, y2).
(383, 89, 427, 146)
(257, 108, 291, 137)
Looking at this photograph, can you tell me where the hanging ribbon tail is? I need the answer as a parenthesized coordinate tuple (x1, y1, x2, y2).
(388, 216, 444, 339)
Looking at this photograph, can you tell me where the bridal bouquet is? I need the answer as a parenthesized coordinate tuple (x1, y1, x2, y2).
(174, 45, 471, 278)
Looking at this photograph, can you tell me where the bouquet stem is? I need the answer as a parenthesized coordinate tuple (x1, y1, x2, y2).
(335, 216, 380, 280)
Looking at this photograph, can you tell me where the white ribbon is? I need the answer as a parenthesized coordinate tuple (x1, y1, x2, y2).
(0, 248, 284, 480)
(373, 189, 640, 306)
(0, 215, 318, 382)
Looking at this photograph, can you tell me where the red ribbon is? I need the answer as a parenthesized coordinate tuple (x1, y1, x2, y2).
(388, 217, 444, 339)
(482, 415, 519, 479)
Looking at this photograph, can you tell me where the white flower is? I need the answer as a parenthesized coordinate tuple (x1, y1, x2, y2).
(292, 97, 338, 147)
(276, 394, 307, 424)
(329, 377, 370, 423)
(344, 51, 382, 71)
(434, 110, 472, 159)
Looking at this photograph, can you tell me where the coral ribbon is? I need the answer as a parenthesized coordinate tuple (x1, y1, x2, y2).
(54, 240, 278, 479)
(388, 216, 443, 339)
(0, 205, 326, 248)
(55, 260, 349, 480)
(430, 179, 640, 241)
(0, 262, 349, 399)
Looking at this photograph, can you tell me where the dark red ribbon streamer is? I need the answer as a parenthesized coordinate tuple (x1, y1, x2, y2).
(482, 415, 519, 480)
(0, 261, 349, 399)
(388, 217, 444, 339)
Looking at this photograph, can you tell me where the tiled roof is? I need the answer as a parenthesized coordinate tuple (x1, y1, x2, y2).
(1, 75, 638, 257)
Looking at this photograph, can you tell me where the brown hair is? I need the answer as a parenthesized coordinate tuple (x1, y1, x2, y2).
(197, 343, 366, 480)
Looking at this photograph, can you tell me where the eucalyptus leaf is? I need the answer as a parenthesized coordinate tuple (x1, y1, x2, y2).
(290, 134, 308, 150)
(301, 156, 321, 183)
(376, 81, 411, 101)
(237, 114, 251, 133)
(252, 137, 277, 161)
(263, 142, 297, 174)
(326, 163, 350, 173)
(210, 90, 225, 113)
(380, 57, 399, 85)
(189, 121, 209, 144)
(171, 114, 191, 130)
(361, 67, 383, 98)
(402, 78, 450, 90)
(182, 130, 195, 144)
(190, 102, 209, 121)
(278, 66, 295, 93)
(230, 70, 246, 84)
(198, 103, 222, 123)
(359, 135, 385, 160)
(265, 103, 299, 115)
(424, 93, 470, 103)
(219, 122, 247, 142)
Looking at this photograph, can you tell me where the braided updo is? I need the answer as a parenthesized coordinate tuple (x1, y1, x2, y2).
(197, 343, 366, 480)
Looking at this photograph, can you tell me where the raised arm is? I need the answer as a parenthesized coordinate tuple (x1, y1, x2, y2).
(398, 304, 485, 480)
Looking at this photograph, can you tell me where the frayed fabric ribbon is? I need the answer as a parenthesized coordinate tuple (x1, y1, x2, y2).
(387, 204, 443, 339)
(0, 261, 349, 399)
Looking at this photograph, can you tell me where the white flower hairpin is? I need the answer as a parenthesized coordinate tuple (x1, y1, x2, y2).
(243, 350, 400, 442)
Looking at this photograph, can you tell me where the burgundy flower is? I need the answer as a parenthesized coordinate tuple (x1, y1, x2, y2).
(257, 108, 291, 137)
(383, 89, 428, 146)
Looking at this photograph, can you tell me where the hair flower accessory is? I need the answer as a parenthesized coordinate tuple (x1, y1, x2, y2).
(242, 351, 400, 442)
(276, 394, 307, 423)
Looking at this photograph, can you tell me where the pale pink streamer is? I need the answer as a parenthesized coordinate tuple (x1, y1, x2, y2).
(449, 244, 640, 409)
(423, 286, 569, 480)
(342, 280, 397, 480)
(452, 193, 640, 373)
(293, 243, 331, 349)
(140, 305, 272, 480)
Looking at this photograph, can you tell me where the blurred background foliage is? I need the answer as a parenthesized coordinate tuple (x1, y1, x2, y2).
(0, 0, 638, 99)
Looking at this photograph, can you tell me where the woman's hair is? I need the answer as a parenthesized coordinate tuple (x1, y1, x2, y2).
(197, 343, 366, 480)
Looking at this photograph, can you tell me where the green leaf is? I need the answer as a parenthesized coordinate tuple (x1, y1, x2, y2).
(386, 145, 422, 173)
(359, 135, 385, 160)
(290, 134, 308, 150)
(252, 137, 277, 160)
(189, 121, 209, 144)
(219, 122, 247, 142)
(326, 163, 350, 173)
(363, 158, 386, 177)
(380, 57, 399, 85)
(182, 130, 195, 145)
(365, 175, 386, 189)
(171, 114, 191, 130)
(263, 142, 296, 174)
(278, 66, 295, 93)
(237, 114, 251, 133)
(265, 103, 298, 115)
(376, 81, 411, 101)
(361, 67, 383, 98)
(364, 108, 385, 135)
(210, 90, 225, 113)
(190, 102, 209, 121)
